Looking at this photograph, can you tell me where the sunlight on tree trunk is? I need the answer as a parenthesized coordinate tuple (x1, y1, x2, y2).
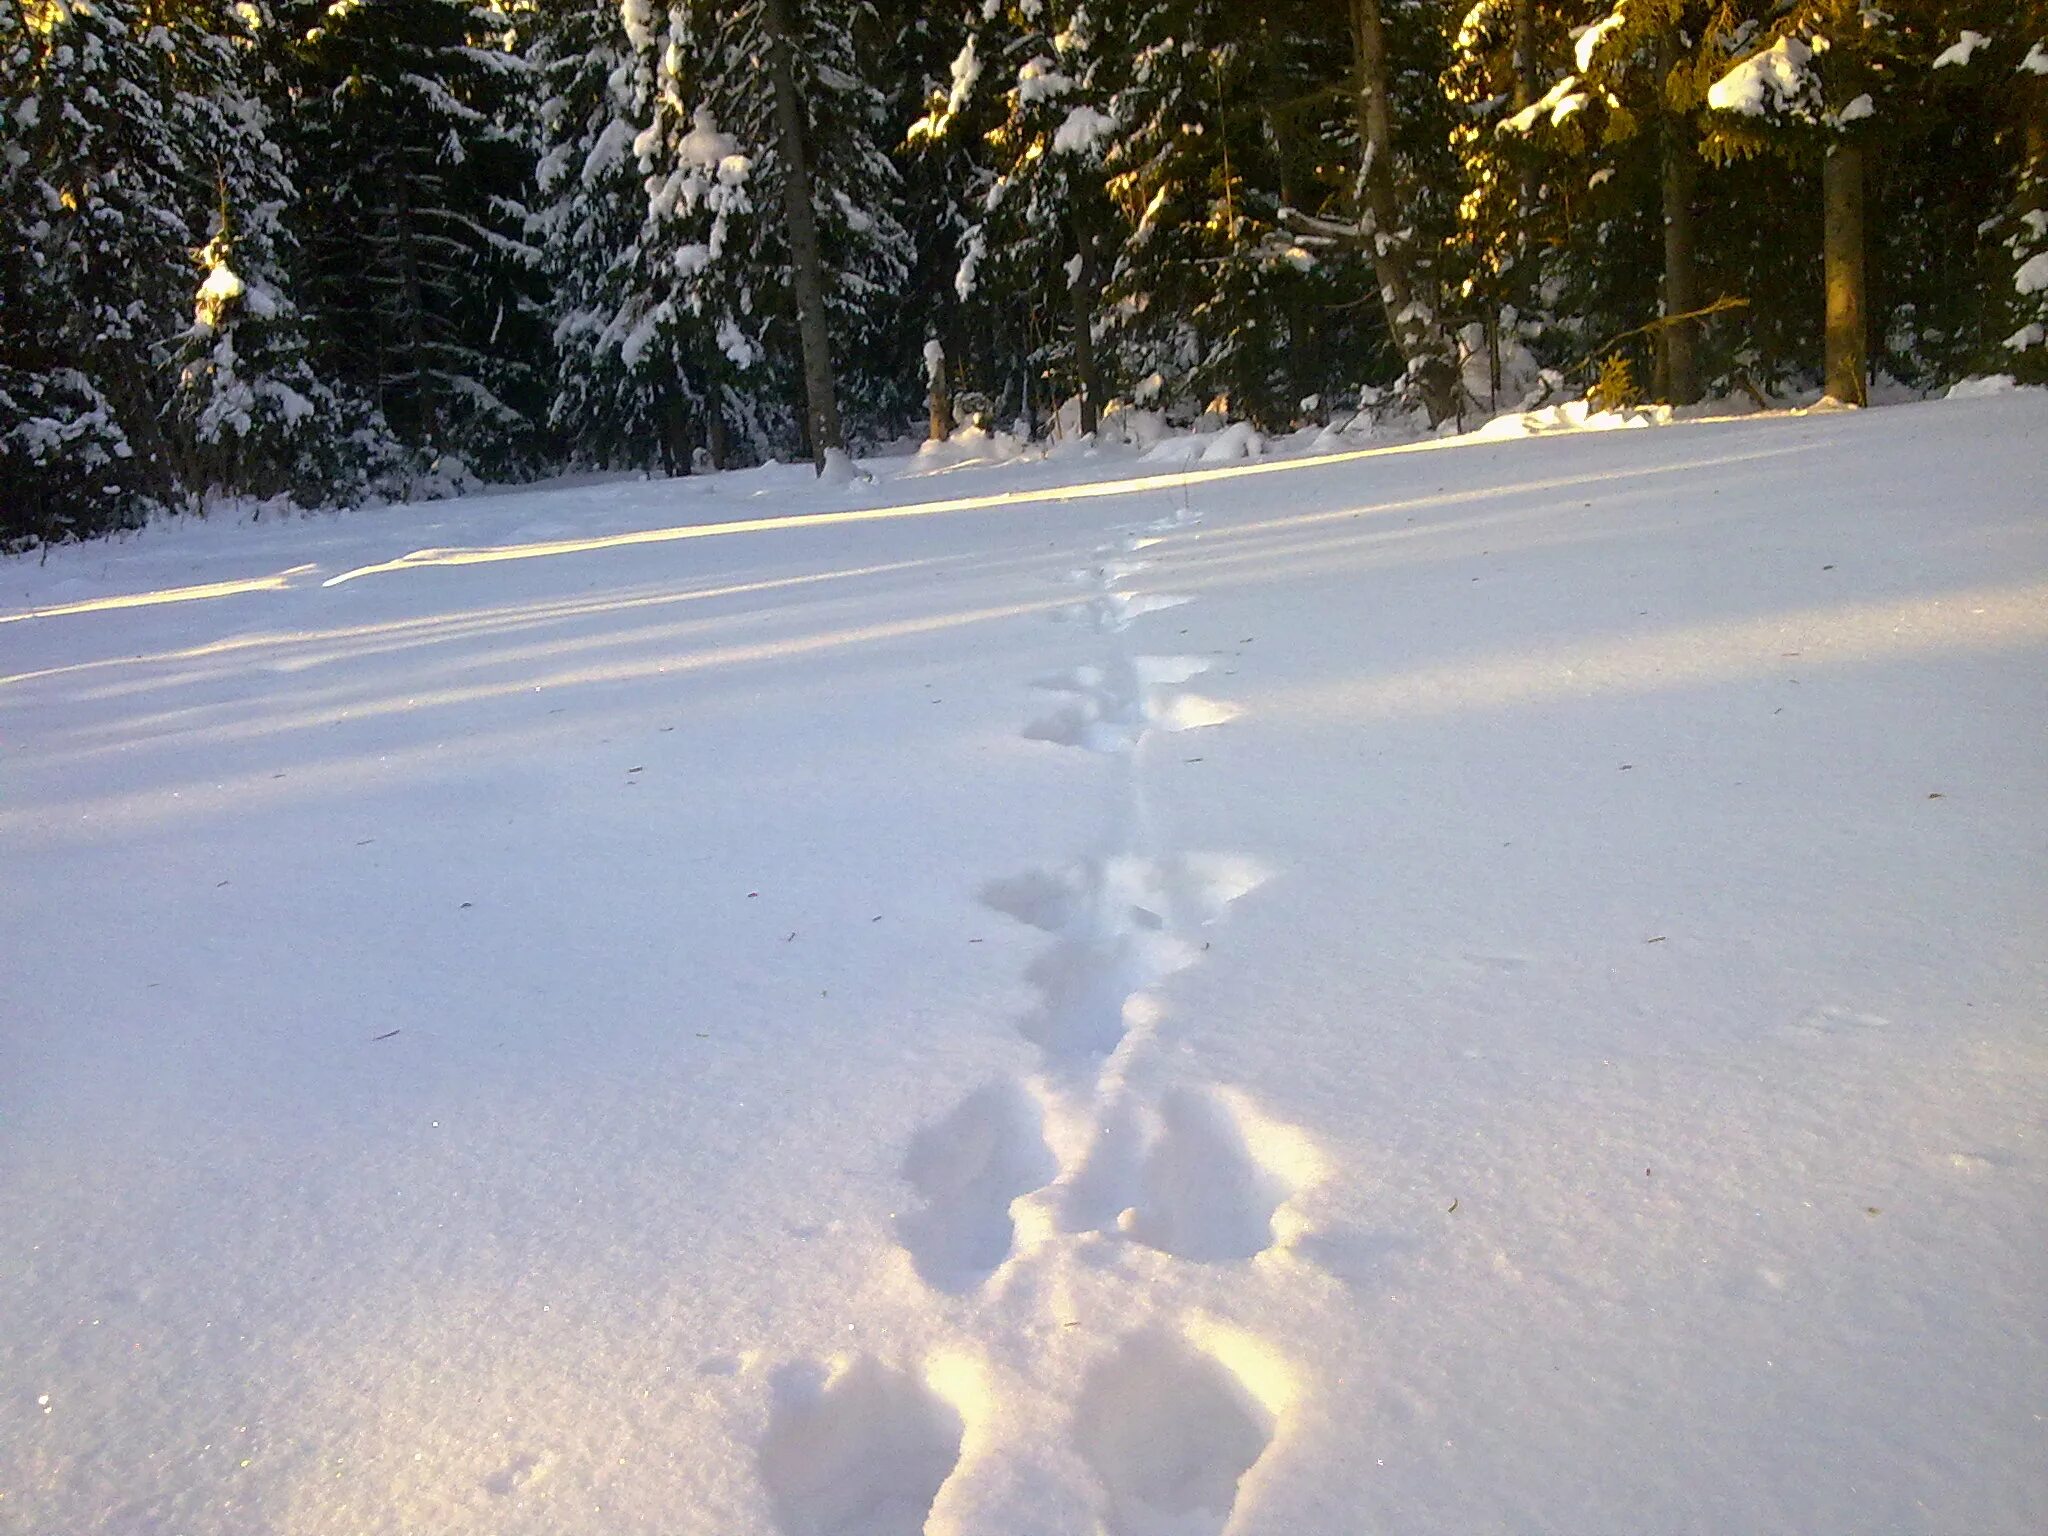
(926, 339, 951, 442)
(1824, 142, 1867, 407)
(1661, 129, 1700, 407)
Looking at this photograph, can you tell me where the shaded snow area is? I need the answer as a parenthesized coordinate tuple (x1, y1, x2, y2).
(4, 394, 2046, 1535)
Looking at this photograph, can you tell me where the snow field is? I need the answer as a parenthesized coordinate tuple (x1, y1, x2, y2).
(3, 392, 2046, 1535)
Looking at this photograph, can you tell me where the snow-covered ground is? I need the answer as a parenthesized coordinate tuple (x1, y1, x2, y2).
(3, 393, 2044, 1535)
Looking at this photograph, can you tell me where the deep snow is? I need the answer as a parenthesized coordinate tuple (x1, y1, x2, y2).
(3, 394, 2045, 1535)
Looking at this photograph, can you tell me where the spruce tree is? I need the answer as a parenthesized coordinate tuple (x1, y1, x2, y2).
(942, 0, 1125, 437)
(2, 0, 192, 539)
(292, 0, 543, 489)
(1700, 0, 1911, 405)
(531, 0, 696, 471)
(166, 0, 340, 502)
(1342, 0, 1465, 424)
(1441, 0, 1585, 408)
(631, 0, 912, 469)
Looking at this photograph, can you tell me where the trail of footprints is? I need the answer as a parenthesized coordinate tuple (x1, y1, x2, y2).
(759, 508, 1323, 1536)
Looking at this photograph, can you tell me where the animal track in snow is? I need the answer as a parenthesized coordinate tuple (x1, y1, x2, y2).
(483, 1451, 546, 1497)
(979, 853, 1267, 938)
(1055, 1094, 1150, 1237)
(978, 855, 1269, 1068)
(1119, 1087, 1314, 1262)
(1024, 657, 1240, 753)
(896, 1078, 1057, 1293)
(1056, 1086, 1317, 1261)
(758, 1357, 963, 1536)
(1056, 591, 1191, 632)
(1018, 934, 1192, 1064)
(1075, 1329, 1276, 1536)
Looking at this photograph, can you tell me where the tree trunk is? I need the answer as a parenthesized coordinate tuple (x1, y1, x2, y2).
(759, 0, 843, 470)
(1823, 141, 1867, 406)
(1069, 208, 1103, 436)
(391, 170, 437, 452)
(705, 404, 728, 471)
(926, 338, 951, 441)
(1510, 0, 1537, 113)
(1350, 0, 1460, 425)
(1661, 127, 1701, 405)
(659, 390, 690, 476)
(2023, 88, 2047, 210)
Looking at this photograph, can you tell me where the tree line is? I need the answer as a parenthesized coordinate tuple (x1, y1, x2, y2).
(3, 0, 2043, 547)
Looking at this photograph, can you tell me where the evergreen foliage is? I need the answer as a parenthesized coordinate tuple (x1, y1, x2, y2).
(290, 0, 542, 490)
(1, 0, 2039, 546)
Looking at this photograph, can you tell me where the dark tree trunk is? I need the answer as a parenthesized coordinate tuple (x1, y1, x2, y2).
(1350, 0, 1460, 425)
(706, 401, 728, 471)
(658, 390, 690, 476)
(759, 0, 843, 470)
(391, 170, 437, 451)
(927, 339, 951, 441)
(1823, 141, 1868, 406)
(1661, 127, 1701, 405)
(1649, 26, 1700, 407)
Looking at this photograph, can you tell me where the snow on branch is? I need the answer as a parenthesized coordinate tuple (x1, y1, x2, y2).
(1706, 34, 1822, 118)
(1932, 32, 1991, 70)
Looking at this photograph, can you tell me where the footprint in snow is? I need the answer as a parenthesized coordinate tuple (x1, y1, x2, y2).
(1018, 936, 1189, 1065)
(979, 856, 1269, 1069)
(1119, 1087, 1312, 1263)
(978, 853, 1267, 940)
(896, 1078, 1057, 1293)
(1057, 1086, 1318, 1262)
(483, 1451, 546, 1497)
(758, 1357, 963, 1536)
(1055, 591, 1191, 632)
(1024, 657, 1239, 753)
(1075, 1329, 1276, 1536)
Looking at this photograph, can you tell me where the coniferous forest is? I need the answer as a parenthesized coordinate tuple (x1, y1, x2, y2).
(3, 1, 2043, 548)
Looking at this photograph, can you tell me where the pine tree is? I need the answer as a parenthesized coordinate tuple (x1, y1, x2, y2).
(1342, 0, 1465, 424)
(941, 0, 1126, 437)
(1562, 1, 1722, 405)
(905, 5, 1042, 433)
(2008, 16, 2048, 382)
(166, 0, 341, 502)
(630, 0, 912, 469)
(881, 0, 974, 440)
(1908, 2, 2048, 384)
(530, 0, 697, 471)
(292, 0, 543, 490)
(1700, 0, 1908, 405)
(2, 0, 196, 539)
(1090, 2, 1386, 429)
(1442, 0, 1587, 409)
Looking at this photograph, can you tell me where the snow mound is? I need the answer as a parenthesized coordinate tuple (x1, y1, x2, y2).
(1945, 375, 2025, 400)
(1199, 421, 1263, 462)
(1471, 399, 1671, 439)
